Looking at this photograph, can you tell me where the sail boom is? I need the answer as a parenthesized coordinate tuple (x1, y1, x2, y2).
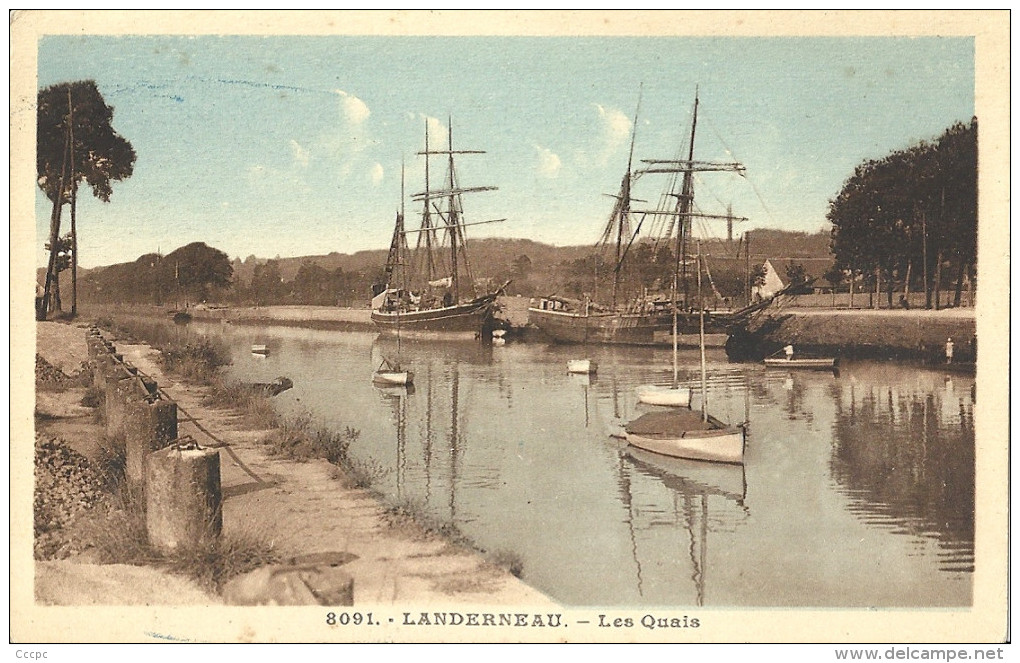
(399, 218, 506, 235)
(417, 149, 486, 155)
(411, 185, 497, 201)
(638, 165, 745, 175)
(641, 158, 745, 166)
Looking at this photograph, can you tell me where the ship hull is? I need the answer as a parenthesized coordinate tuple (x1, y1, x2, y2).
(373, 295, 497, 339)
(529, 307, 730, 346)
(527, 308, 664, 345)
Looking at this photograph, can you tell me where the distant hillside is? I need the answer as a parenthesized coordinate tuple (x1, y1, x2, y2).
(71, 229, 835, 307)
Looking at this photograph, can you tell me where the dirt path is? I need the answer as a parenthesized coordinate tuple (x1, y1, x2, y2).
(34, 321, 555, 607)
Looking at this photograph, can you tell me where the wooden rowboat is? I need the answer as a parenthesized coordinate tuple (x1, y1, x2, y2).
(763, 357, 837, 370)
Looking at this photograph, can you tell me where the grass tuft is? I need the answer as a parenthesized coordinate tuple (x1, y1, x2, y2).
(162, 530, 281, 593)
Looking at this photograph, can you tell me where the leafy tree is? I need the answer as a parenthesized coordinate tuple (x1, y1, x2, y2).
(511, 254, 533, 280)
(37, 80, 136, 316)
(164, 242, 232, 305)
(251, 260, 284, 307)
(749, 263, 767, 290)
(785, 262, 808, 285)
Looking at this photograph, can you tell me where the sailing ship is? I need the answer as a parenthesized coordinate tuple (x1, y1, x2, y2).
(528, 91, 746, 345)
(371, 120, 508, 340)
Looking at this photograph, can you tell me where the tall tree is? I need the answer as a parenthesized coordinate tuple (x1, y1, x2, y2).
(37, 80, 136, 316)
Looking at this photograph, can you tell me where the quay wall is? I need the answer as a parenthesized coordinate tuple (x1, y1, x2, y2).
(728, 308, 977, 362)
(185, 296, 536, 332)
(114, 301, 977, 363)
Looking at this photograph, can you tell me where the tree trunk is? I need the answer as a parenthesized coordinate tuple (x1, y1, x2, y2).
(70, 186, 78, 317)
(922, 210, 931, 309)
(52, 272, 62, 313)
(873, 267, 880, 309)
(886, 266, 894, 308)
(953, 260, 966, 307)
(933, 252, 943, 310)
(69, 89, 78, 318)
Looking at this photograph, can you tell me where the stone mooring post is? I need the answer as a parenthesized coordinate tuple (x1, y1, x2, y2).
(123, 377, 178, 496)
(145, 445, 223, 553)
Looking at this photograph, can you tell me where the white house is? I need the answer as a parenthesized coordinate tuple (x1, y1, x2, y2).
(753, 259, 786, 301)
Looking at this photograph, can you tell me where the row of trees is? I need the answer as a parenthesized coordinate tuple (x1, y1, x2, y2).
(828, 119, 977, 308)
(79, 243, 379, 309)
(233, 260, 373, 307)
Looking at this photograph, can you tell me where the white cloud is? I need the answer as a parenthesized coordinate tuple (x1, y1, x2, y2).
(421, 115, 448, 149)
(289, 139, 310, 168)
(369, 162, 384, 185)
(594, 103, 632, 162)
(336, 89, 370, 125)
(534, 145, 562, 178)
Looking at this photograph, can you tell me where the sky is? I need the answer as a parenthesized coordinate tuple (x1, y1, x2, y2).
(34, 35, 974, 269)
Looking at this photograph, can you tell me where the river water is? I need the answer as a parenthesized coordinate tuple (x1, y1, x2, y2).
(193, 321, 974, 608)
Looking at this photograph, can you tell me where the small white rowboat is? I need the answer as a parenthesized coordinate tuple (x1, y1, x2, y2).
(373, 370, 414, 386)
(251, 344, 269, 355)
(567, 359, 598, 374)
(635, 384, 693, 407)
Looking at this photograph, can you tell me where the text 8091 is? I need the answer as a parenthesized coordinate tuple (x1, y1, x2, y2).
(326, 612, 375, 626)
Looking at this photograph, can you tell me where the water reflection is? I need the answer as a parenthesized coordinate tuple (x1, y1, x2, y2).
(192, 321, 974, 607)
(829, 366, 975, 573)
(619, 447, 750, 606)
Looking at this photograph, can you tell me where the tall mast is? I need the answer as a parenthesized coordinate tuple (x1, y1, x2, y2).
(680, 90, 699, 307)
(422, 120, 436, 283)
(448, 117, 459, 303)
(400, 161, 408, 293)
(612, 87, 642, 310)
(698, 243, 708, 422)
(669, 92, 699, 388)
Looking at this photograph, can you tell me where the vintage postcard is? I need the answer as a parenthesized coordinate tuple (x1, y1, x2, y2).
(10, 10, 1009, 647)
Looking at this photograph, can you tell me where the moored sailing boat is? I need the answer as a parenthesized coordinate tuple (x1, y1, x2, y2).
(529, 91, 745, 345)
(625, 244, 747, 465)
(371, 120, 508, 339)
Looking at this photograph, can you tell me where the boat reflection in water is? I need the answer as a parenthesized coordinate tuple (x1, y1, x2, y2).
(568, 372, 594, 428)
(619, 445, 750, 606)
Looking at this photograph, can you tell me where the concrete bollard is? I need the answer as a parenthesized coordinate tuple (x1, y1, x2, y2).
(103, 365, 137, 442)
(124, 385, 178, 496)
(146, 446, 223, 553)
(86, 335, 104, 361)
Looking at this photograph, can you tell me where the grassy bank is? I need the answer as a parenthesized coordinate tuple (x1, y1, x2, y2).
(96, 313, 525, 578)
